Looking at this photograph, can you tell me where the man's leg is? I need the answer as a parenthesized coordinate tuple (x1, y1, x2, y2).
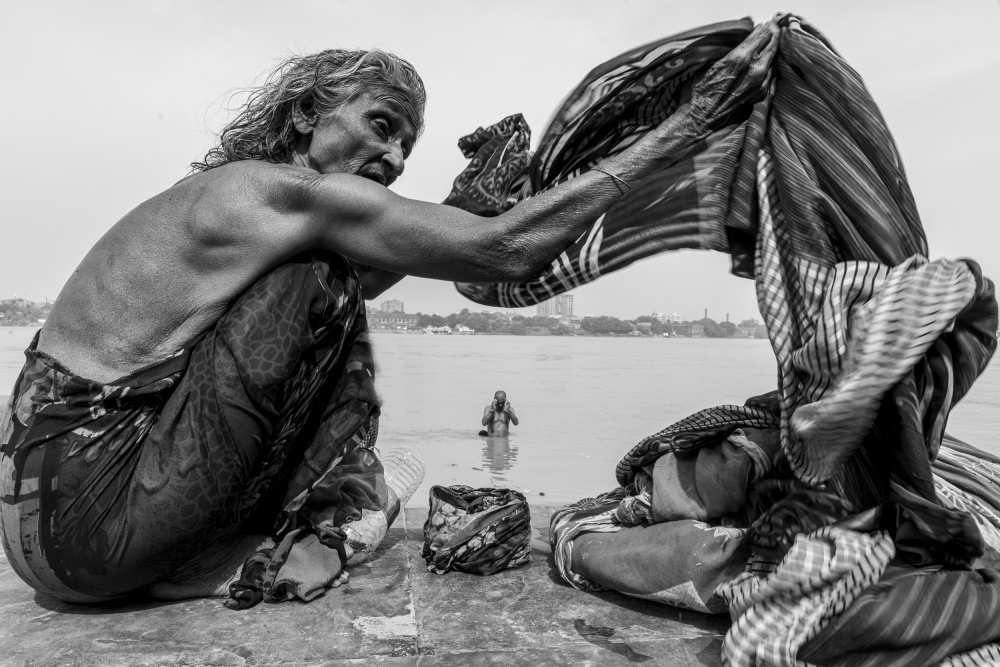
(47, 254, 378, 600)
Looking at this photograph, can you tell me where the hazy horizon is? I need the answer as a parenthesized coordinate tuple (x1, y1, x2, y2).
(3, 0, 998, 320)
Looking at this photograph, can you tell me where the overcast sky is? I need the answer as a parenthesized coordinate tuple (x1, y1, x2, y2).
(2, 0, 998, 321)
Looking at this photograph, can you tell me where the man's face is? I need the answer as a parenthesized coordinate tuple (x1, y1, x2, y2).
(494, 392, 506, 407)
(297, 92, 417, 187)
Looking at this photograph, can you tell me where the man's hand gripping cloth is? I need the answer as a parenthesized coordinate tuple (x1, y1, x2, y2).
(0, 253, 392, 607)
(447, 18, 772, 306)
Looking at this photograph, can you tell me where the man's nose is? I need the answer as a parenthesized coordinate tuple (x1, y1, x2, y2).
(382, 144, 405, 182)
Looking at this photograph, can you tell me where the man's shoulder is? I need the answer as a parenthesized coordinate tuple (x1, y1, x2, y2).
(195, 160, 304, 190)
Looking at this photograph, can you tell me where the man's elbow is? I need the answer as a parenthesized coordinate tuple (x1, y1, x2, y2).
(489, 233, 547, 283)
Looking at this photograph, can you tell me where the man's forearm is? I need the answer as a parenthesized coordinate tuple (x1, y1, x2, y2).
(488, 22, 777, 281)
(491, 105, 709, 280)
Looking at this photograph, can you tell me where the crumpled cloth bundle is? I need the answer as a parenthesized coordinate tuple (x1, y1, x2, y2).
(421, 485, 531, 575)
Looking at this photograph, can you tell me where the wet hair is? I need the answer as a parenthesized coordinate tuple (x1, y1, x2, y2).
(191, 48, 426, 171)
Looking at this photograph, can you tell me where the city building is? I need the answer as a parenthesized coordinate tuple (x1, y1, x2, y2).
(369, 312, 418, 330)
(667, 312, 682, 324)
(558, 314, 581, 329)
(380, 299, 405, 313)
(536, 294, 574, 318)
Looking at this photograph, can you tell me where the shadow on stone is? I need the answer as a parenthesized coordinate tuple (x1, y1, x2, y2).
(574, 618, 654, 663)
(32, 590, 199, 616)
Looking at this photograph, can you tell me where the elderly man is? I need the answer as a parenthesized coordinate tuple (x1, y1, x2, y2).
(1, 35, 773, 605)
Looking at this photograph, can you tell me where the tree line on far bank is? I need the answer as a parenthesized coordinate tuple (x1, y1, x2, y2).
(0, 299, 52, 327)
(412, 309, 767, 338)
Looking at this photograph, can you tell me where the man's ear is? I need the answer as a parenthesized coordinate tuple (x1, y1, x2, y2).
(291, 99, 317, 135)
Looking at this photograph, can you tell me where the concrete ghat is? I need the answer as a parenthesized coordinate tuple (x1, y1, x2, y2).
(0, 507, 728, 666)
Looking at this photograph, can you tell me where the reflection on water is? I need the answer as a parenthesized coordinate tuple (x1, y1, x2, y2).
(481, 436, 518, 478)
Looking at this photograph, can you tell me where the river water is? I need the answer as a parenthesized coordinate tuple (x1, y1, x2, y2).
(2, 326, 997, 507)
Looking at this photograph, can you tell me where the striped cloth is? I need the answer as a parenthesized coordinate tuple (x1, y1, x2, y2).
(522, 14, 1000, 666)
(718, 436, 1000, 666)
(614, 404, 779, 490)
(450, 12, 998, 563)
(451, 15, 928, 307)
(451, 18, 757, 306)
(716, 527, 896, 667)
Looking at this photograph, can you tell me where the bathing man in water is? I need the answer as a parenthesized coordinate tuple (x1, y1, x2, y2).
(482, 390, 519, 437)
(0, 28, 775, 607)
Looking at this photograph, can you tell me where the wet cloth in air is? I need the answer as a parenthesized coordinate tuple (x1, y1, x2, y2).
(0, 253, 389, 606)
(451, 17, 1000, 663)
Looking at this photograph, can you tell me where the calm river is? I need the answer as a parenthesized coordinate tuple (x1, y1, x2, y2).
(2, 327, 997, 507)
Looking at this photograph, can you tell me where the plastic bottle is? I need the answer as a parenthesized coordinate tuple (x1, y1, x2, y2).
(342, 446, 425, 565)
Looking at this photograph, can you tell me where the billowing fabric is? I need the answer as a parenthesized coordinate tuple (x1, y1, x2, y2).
(450, 19, 763, 307)
(472, 14, 999, 664)
(753, 150, 997, 567)
(0, 254, 388, 605)
(421, 485, 531, 575)
(450, 15, 929, 308)
(449, 12, 997, 564)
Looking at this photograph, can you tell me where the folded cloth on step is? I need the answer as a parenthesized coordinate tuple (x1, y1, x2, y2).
(550, 490, 749, 614)
(615, 427, 781, 525)
(421, 485, 531, 575)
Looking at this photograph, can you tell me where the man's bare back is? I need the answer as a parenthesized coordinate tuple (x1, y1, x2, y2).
(39, 166, 284, 382)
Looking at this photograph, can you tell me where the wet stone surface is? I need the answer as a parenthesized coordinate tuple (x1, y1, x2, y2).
(0, 506, 728, 666)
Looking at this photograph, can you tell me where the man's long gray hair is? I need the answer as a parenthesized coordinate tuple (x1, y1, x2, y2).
(192, 49, 426, 171)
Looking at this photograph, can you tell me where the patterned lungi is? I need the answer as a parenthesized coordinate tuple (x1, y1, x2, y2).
(0, 253, 386, 602)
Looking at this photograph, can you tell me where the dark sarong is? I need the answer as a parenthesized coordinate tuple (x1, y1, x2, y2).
(0, 253, 386, 603)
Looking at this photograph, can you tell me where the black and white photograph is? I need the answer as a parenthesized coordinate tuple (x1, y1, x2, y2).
(2, 1, 999, 665)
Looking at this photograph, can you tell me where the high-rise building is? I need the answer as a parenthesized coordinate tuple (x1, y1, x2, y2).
(667, 312, 682, 324)
(536, 301, 556, 317)
(536, 294, 574, 318)
(381, 299, 404, 313)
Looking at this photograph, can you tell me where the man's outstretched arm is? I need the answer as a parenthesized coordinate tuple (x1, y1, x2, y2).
(279, 22, 777, 283)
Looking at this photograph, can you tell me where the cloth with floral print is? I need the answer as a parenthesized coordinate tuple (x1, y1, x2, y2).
(421, 485, 531, 575)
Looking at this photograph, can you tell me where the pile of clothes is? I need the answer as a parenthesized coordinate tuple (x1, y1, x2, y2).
(444, 14, 1000, 666)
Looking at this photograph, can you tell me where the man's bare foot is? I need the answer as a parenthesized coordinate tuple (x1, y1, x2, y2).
(148, 528, 274, 600)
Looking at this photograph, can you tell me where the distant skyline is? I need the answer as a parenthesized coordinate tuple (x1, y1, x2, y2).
(366, 292, 749, 323)
(2, 1, 998, 321)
